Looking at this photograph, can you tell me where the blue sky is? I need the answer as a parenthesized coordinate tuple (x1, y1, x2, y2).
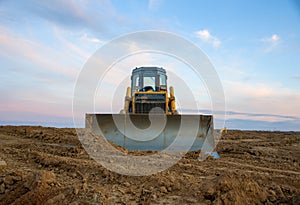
(0, 0, 300, 130)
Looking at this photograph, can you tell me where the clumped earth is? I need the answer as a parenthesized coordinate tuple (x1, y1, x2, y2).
(0, 126, 299, 204)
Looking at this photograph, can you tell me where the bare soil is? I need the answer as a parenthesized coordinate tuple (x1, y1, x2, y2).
(0, 126, 299, 204)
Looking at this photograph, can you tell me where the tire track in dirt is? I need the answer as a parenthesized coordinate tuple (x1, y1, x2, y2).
(216, 160, 300, 176)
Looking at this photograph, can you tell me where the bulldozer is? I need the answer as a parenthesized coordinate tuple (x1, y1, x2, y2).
(121, 67, 178, 115)
(85, 67, 214, 151)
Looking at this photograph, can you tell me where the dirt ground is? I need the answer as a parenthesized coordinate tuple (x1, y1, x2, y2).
(0, 126, 299, 205)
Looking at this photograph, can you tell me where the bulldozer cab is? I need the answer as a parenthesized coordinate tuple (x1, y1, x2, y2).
(131, 67, 167, 95)
(127, 67, 171, 114)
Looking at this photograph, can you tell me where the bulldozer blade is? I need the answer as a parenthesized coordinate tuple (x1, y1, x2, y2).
(85, 114, 214, 151)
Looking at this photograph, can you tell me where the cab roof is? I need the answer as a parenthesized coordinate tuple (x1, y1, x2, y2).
(132, 66, 166, 74)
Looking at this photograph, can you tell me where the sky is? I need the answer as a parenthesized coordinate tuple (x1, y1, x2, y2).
(0, 0, 300, 130)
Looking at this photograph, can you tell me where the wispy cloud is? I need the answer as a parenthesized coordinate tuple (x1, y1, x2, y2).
(148, 0, 163, 11)
(0, 26, 77, 79)
(0, 24, 92, 123)
(80, 33, 102, 44)
(183, 108, 300, 122)
(224, 80, 300, 118)
(1, 0, 124, 37)
(51, 26, 93, 60)
(225, 118, 300, 131)
(225, 110, 300, 122)
(292, 76, 300, 80)
(195, 29, 221, 47)
(261, 34, 280, 52)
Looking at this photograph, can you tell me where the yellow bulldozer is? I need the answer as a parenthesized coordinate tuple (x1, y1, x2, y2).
(86, 67, 214, 151)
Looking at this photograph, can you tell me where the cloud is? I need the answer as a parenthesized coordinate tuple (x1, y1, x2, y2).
(292, 76, 300, 80)
(195, 29, 221, 47)
(261, 34, 280, 52)
(148, 0, 163, 11)
(0, 26, 78, 79)
(0, 24, 95, 123)
(1, 0, 124, 37)
(225, 118, 300, 131)
(270, 34, 280, 42)
(80, 33, 102, 44)
(224, 80, 300, 119)
(180, 108, 300, 130)
(51, 27, 92, 61)
(264, 34, 280, 45)
(225, 110, 300, 122)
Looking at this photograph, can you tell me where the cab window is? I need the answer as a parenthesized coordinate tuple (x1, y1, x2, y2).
(132, 75, 140, 92)
(160, 75, 166, 86)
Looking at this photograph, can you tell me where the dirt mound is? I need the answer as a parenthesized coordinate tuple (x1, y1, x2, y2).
(201, 173, 268, 204)
(0, 169, 63, 205)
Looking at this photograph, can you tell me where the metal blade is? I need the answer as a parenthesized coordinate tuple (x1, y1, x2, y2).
(85, 113, 214, 151)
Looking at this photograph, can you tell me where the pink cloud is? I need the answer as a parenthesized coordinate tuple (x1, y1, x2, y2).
(0, 25, 78, 79)
(224, 81, 300, 118)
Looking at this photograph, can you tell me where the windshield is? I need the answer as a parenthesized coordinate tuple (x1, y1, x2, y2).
(143, 76, 156, 88)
